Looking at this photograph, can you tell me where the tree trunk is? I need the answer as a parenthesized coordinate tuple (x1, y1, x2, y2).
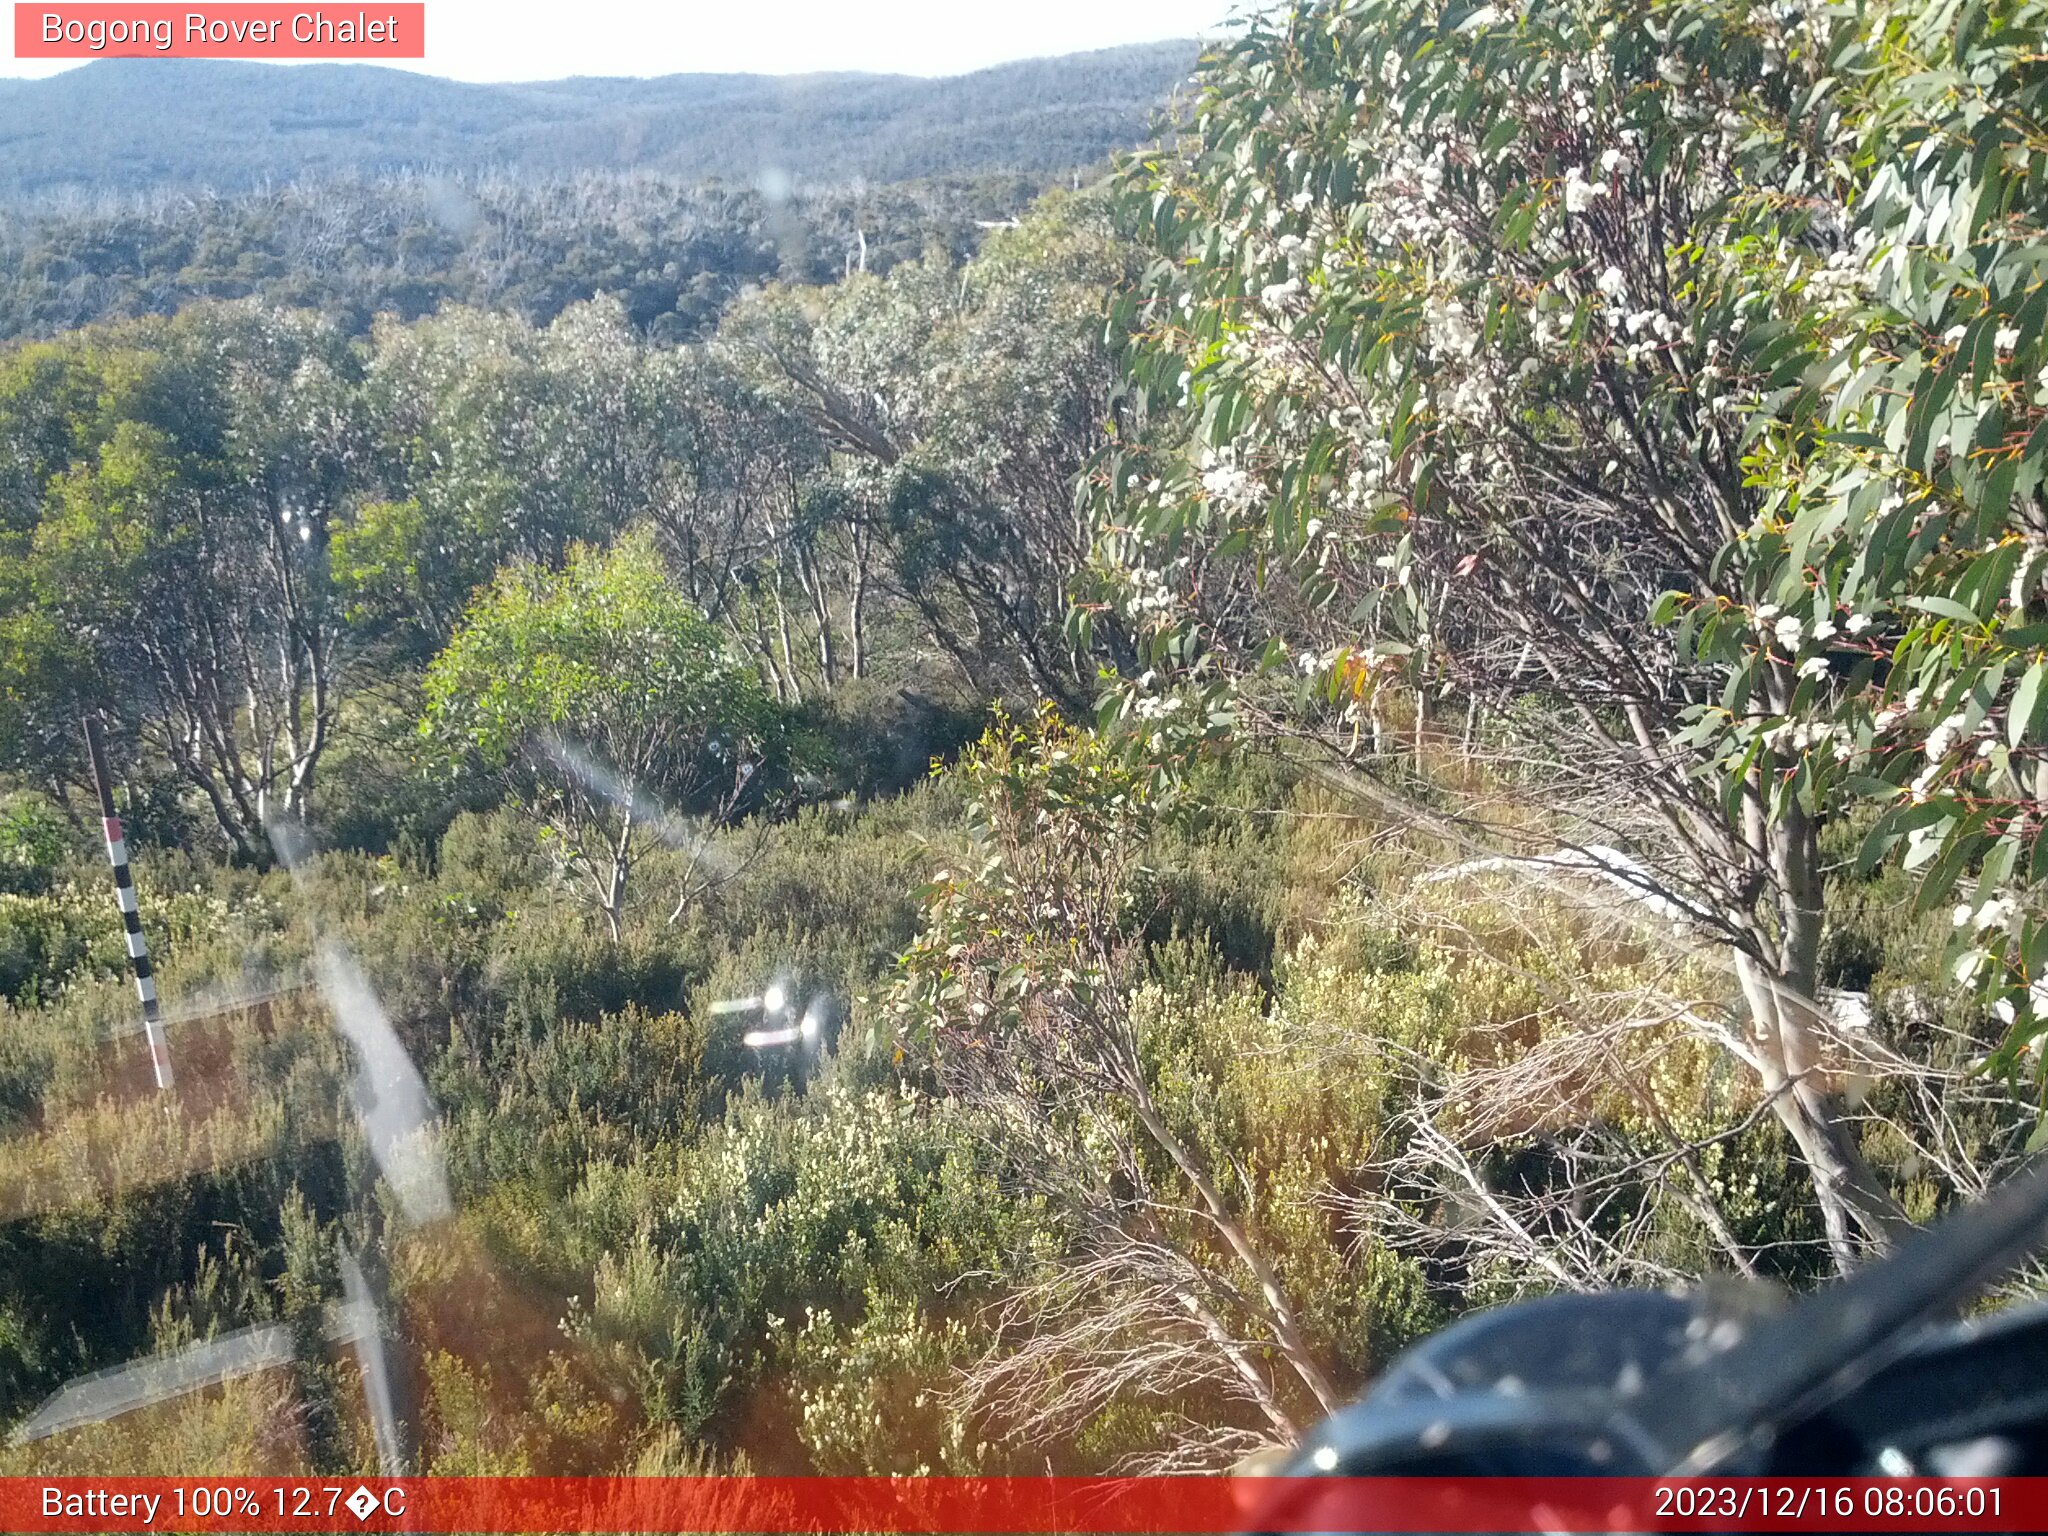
(601, 808, 635, 945)
(1130, 1097, 1341, 1417)
(848, 525, 871, 680)
(1177, 1285, 1298, 1441)
(794, 538, 837, 690)
(1734, 953, 1907, 1274)
(771, 566, 802, 704)
(1737, 800, 1910, 1273)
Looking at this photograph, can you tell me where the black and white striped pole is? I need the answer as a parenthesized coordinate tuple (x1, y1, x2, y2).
(83, 717, 173, 1091)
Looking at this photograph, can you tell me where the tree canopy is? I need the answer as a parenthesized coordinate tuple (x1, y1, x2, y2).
(1087, 0, 2048, 1267)
(423, 534, 787, 938)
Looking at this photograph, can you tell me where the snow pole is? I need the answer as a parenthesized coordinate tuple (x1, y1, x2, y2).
(82, 717, 173, 1090)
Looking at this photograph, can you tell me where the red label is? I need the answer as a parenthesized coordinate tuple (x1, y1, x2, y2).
(15, 5, 425, 59)
(0, 1477, 2035, 1534)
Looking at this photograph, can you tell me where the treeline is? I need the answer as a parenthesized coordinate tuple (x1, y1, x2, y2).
(0, 191, 1132, 862)
(0, 170, 1052, 345)
(0, 45, 1196, 200)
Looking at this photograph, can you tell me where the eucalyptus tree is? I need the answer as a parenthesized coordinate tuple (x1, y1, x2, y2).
(721, 196, 1133, 702)
(0, 557, 93, 805)
(340, 297, 695, 651)
(1676, 1, 2048, 1093)
(0, 341, 103, 801)
(1088, 0, 1922, 1268)
(9, 304, 367, 856)
(421, 534, 788, 941)
(645, 353, 854, 706)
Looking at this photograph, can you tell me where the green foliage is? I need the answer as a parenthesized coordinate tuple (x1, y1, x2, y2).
(0, 793, 71, 895)
(714, 192, 1137, 704)
(0, 169, 1065, 350)
(549, 1079, 1041, 1455)
(422, 534, 793, 935)
(1079, 0, 2027, 1267)
(435, 1005, 725, 1202)
(2, 306, 365, 855)
(894, 703, 1169, 1039)
(0, 885, 103, 1007)
(425, 534, 774, 782)
(341, 300, 700, 651)
(780, 1288, 989, 1474)
(9, 20, 2040, 1478)
(1088, 0, 1850, 731)
(1660, 0, 2048, 1074)
(1133, 944, 1446, 1379)
(0, 190, 1132, 863)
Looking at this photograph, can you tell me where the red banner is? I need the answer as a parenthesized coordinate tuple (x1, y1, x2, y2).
(0, 1476, 2038, 1533)
(13, 5, 425, 59)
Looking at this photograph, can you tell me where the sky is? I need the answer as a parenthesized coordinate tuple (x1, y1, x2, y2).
(3, 0, 1245, 80)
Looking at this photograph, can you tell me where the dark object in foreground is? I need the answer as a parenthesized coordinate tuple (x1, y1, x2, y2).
(1278, 1163, 2048, 1486)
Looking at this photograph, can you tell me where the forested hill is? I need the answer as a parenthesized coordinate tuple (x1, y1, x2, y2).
(0, 41, 1199, 199)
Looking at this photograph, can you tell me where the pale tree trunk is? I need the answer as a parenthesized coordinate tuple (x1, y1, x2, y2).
(1130, 1095, 1341, 1418)
(847, 522, 871, 679)
(1309, 731, 1914, 1282)
(793, 537, 837, 691)
(743, 612, 792, 705)
(599, 807, 635, 945)
(1177, 1283, 1299, 1441)
(771, 566, 802, 704)
(1737, 798, 1911, 1273)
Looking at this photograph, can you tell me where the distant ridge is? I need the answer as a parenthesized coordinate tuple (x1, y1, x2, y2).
(0, 42, 1200, 200)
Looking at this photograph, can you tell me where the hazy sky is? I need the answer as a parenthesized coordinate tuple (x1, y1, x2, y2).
(4, 1, 1245, 80)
